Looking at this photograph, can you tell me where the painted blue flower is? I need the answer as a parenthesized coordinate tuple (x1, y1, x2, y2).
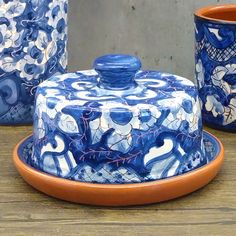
(0, 0, 68, 124)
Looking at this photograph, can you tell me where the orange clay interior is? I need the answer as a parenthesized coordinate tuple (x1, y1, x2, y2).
(196, 5, 236, 22)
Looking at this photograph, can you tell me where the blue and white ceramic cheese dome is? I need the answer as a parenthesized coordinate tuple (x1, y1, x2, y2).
(29, 54, 207, 184)
(0, 0, 68, 124)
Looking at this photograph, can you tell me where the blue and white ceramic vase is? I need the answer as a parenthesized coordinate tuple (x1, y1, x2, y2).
(195, 5, 236, 132)
(0, 0, 68, 124)
(25, 54, 211, 184)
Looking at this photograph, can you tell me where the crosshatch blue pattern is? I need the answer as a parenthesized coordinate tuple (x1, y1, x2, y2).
(195, 16, 236, 131)
(0, 0, 68, 124)
(19, 132, 218, 184)
(26, 55, 210, 184)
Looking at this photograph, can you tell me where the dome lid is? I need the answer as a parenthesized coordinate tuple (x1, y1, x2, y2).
(33, 54, 204, 184)
(37, 54, 197, 113)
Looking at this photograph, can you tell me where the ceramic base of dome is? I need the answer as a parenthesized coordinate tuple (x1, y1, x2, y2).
(13, 131, 224, 206)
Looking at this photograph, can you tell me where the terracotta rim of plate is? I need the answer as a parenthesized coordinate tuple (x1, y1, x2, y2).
(195, 4, 236, 24)
(13, 131, 224, 206)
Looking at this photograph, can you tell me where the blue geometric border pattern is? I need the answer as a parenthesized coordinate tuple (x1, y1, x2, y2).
(195, 16, 236, 130)
(0, 0, 68, 124)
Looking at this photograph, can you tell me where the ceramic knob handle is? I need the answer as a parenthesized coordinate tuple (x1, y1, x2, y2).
(94, 54, 141, 90)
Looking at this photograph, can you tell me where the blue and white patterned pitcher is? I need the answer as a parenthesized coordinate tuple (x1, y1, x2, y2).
(0, 0, 68, 124)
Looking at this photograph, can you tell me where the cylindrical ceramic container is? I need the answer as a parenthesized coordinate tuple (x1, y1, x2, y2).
(0, 0, 68, 124)
(195, 5, 236, 132)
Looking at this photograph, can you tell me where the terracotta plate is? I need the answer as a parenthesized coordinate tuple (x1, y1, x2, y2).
(13, 131, 224, 206)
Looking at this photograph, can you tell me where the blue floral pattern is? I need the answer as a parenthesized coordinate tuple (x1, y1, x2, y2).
(195, 16, 236, 131)
(0, 0, 68, 124)
(30, 60, 207, 184)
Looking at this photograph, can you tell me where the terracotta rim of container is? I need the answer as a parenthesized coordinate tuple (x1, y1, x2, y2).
(12, 131, 224, 206)
(195, 4, 236, 24)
